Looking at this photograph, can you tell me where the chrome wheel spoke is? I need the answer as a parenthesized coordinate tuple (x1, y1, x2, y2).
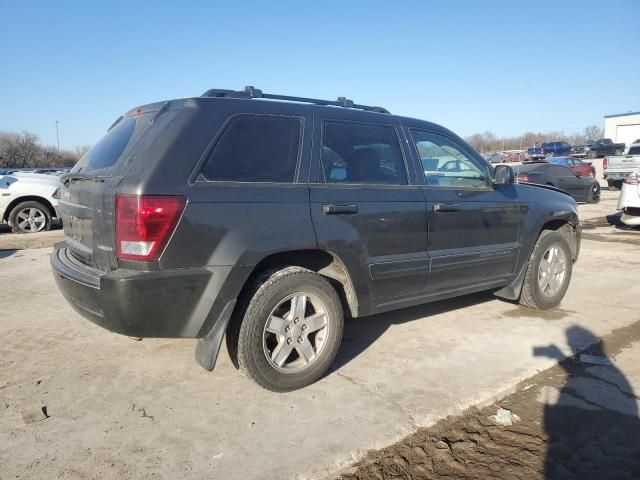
(289, 294, 307, 320)
(265, 315, 287, 335)
(296, 341, 316, 364)
(271, 341, 294, 367)
(304, 313, 327, 333)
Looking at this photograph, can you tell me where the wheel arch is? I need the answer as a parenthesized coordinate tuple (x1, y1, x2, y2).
(3, 196, 56, 221)
(237, 249, 359, 319)
(536, 217, 580, 262)
(495, 214, 580, 302)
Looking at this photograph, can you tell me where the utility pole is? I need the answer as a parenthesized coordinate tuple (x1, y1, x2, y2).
(55, 121, 60, 150)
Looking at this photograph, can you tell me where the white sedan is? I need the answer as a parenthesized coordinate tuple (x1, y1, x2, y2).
(0, 173, 62, 233)
(617, 171, 640, 227)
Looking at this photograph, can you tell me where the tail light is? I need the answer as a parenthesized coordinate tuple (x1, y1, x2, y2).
(623, 173, 639, 185)
(517, 174, 530, 183)
(603, 157, 608, 169)
(115, 195, 186, 261)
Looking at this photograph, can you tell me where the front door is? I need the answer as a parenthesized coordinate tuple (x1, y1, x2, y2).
(309, 113, 428, 308)
(406, 128, 521, 293)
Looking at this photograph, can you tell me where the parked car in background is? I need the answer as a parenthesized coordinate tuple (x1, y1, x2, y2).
(513, 162, 600, 203)
(603, 142, 640, 190)
(570, 140, 595, 158)
(617, 171, 640, 226)
(485, 152, 505, 163)
(527, 141, 572, 160)
(583, 138, 625, 159)
(0, 173, 61, 233)
(50, 86, 582, 392)
(546, 156, 595, 177)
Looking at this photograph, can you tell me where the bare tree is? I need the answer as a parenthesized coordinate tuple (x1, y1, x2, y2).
(465, 125, 604, 153)
(0, 131, 84, 169)
(583, 125, 604, 141)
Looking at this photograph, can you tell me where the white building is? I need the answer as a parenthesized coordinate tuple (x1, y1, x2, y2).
(604, 111, 640, 148)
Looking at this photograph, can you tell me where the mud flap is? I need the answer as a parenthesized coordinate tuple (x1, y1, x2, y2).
(195, 300, 236, 371)
(493, 263, 528, 301)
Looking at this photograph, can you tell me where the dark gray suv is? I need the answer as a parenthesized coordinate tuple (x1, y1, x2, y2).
(51, 87, 581, 391)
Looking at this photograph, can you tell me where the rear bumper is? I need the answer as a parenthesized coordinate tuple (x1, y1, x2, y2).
(604, 172, 632, 181)
(51, 246, 229, 338)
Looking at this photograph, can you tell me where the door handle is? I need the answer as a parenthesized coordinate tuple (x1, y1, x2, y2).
(433, 203, 460, 213)
(323, 204, 358, 215)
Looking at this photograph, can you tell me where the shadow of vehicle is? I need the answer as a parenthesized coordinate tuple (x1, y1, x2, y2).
(535, 325, 640, 479)
(330, 292, 496, 372)
(0, 249, 16, 259)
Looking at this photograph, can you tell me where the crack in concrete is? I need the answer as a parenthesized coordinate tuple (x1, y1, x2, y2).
(332, 368, 418, 430)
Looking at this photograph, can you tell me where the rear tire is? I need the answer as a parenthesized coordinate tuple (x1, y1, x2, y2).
(614, 148, 623, 156)
(8, 201, 52, 234)
(233, 267, 344, 392)
(519, 230, 572, 310)
(587, 150, 596, 159)
(586, 182, 601, 204)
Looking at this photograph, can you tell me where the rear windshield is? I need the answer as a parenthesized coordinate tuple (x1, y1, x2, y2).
(72, 118, 136, 174)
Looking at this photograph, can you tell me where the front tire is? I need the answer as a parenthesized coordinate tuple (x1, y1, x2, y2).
(233, 267, 344, 392)
(8, 201, 51, 234)
(519, 230, 572, 310)
(586, 150, 596, 159)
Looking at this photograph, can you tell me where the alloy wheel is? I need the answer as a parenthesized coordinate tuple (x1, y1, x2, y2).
(16, 207, 47, 233)
(537, 245, 567, 297)
(262, 292, 329, 373)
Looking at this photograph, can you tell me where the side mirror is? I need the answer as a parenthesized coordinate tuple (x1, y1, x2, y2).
(492, 164, 514, 187)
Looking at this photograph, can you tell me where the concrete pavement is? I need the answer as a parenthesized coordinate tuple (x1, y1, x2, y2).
(0, 192, 638, 480)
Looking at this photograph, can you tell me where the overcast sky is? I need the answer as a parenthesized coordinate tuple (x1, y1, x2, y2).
(1, 0, 638, 149)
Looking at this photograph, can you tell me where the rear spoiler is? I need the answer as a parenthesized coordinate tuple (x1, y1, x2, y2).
(107, 101, 172, 132)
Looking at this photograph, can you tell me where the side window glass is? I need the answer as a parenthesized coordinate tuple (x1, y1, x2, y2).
(201, 115, 301, 182)
(321, 122, 407, 185)
(410, 130, 489, 188)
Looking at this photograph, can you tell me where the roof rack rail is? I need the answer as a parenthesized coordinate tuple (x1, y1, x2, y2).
(201, 86, 390, 114)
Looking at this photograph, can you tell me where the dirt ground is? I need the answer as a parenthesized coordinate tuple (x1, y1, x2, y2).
(338, 321, 640, 480)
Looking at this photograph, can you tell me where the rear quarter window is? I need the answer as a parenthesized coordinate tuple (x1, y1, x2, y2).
(200, 115, 302, 183)
(72, 118, 136, 174)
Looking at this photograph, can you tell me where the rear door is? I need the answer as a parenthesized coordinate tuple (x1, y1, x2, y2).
(405, 128, 521, 292)
(309, 110, 428, 307)
(59, 106, 176, 272)
(59, 116, 138, 272)
(551, 166, 586, 199)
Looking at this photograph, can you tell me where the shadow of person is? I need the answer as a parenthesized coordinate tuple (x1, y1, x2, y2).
(535, 325, 640, 479)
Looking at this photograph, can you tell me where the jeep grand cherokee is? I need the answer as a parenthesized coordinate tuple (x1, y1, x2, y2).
(51, 87, 581, 391)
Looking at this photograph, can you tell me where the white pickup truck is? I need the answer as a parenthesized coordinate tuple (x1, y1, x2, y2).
(603, 141, 640, 190)
(0, 173, 61, 233)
